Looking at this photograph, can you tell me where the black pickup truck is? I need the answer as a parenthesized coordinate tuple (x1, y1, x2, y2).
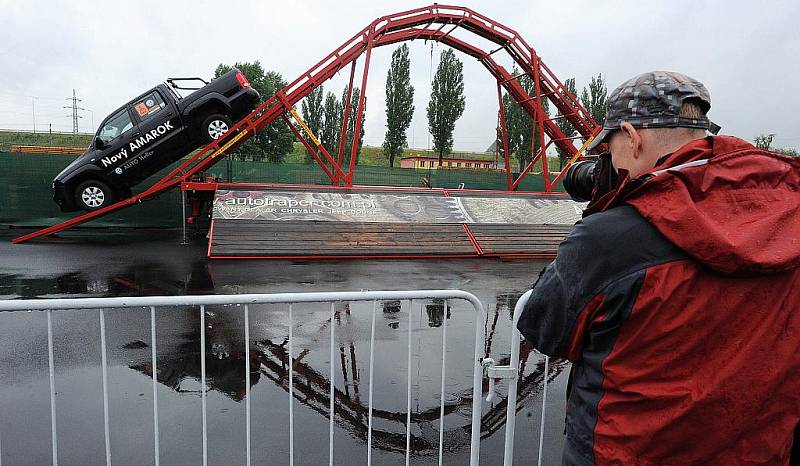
(53, 69, 260, 212)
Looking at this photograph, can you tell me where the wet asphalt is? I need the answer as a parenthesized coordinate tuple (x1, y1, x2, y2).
(0, 229, 568, 465)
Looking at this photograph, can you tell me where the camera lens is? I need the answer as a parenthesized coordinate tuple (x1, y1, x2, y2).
(562, 160, 597, 202)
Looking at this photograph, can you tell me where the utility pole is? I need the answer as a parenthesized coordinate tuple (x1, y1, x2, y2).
(64, 89, 85, 134)
(32, 97, 36, 133)
(87, 109, 95, 133)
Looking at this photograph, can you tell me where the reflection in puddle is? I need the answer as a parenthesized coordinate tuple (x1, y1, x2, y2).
(0, 260, 215, 298)
(125, 296, 567, 455)
(131, 330, 260, 402)
(425, 300, 451, 328)
(0, 237, 563, 460)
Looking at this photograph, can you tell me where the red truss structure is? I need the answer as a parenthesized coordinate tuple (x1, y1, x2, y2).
(14, 4, 600, 244)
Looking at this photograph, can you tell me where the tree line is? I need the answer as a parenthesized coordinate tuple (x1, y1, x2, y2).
(213, 62, 363, 164)
(754, 133, 798, 156)
(217, 56, 800, 168)
(214, 53, 609, 169)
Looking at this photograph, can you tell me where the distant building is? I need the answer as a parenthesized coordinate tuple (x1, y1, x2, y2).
(400, 155, 502, 171)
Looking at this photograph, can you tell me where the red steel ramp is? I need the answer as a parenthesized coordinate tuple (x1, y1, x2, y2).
(13, 4, 599, 245)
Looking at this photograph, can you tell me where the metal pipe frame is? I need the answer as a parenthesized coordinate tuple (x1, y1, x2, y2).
(336, 61, 358, 186)
(504, 289, 550, 466)
(15, 4, 599, 243)
(345, 27, 375, 187)
(496, 82, 513, 190)
(532, 49, 550, 192)
(0, 290, 490, 465)
(281, 115, 337, 183)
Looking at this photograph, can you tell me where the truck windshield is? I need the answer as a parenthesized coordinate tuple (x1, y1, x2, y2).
(98, 108, 135, 144)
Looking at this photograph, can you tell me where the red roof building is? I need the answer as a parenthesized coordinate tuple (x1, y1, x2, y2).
(399, 155, 503, 171)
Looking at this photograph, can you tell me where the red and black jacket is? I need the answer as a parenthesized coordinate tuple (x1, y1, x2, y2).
(517, 136, 800, 465)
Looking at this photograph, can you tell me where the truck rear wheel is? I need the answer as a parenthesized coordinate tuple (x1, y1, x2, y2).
(74, 180, 113, 212)
(202, 114, 233, 143)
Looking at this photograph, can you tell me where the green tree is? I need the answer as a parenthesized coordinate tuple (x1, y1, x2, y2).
(427, 49, 465, 163)
(301, 86, 324, 164)
(556, 77, 578, 169)
(214, 61, 293, 162)
(754, 133, 775, 150)
(774, 147, 799, 157)
(580, 73, 608, 127)
(320, 92, 341, 159)
(754, 134, 799, 156)
(501, 66, 550, 172)
(340, 86, 365, 167)
(383, 44, 415, 167)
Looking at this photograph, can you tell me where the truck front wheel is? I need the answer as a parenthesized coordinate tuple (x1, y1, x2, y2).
(74, 180, 113, 212)
(201, 114, 233, 143)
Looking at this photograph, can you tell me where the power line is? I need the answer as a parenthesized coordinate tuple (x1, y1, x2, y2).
(63, 89, 85, 134)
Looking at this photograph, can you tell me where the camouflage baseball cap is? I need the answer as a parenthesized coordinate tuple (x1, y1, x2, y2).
(587, 71, 719, 151)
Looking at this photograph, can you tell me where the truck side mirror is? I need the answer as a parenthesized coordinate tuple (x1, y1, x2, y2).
(95, 137, 105, 149)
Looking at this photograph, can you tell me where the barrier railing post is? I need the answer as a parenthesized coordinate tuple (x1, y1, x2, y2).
(244, 304, 251, 466)
(288, 304, 295, 466)
(200, 305, 207, 466)
(329, 302, 335, 466)
(537, 356, 549, 466)
(99, 309, 111, 465)
(47, 309, 58, 466)
(405, 300, 414, 466)
(469, 301, 486, 466)
(438, 299, 448, 466)
(180, 190, 188, 245)
(506, 289, 538, 466)
(366, 300, 377, 465)
(150, 306, 160, 466)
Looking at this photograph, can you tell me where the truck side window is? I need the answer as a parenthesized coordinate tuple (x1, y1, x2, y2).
(98, 109, 134, 144)
(133, 92, 167, 121)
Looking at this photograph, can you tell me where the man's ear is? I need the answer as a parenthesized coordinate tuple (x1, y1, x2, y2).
(619, 122, 642, 159)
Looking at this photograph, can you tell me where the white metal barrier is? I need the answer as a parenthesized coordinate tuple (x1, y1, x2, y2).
(0, 289, 550, 466)
(509, 289, 547, 466)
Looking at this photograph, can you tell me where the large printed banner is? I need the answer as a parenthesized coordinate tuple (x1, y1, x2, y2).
(212, 189, 584, 225)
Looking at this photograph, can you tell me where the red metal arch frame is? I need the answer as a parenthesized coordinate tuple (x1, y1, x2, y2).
(14, 4, 599, 243)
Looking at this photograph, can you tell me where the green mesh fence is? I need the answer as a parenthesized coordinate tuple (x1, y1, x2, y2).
(206, 158, 566, 192)
(1, 151, 564, 228)
(0, 152, 181, 228)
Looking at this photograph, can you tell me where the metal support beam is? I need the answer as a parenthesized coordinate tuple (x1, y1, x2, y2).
(346, 29, 376, 186)
(283, 109, 349, 182)
(181, 189, 188, 245)
(532, 49, 551, 191)
(336, 61, 358, 186)
(281, 115, 337, 183)
(496, 82, 513, 190)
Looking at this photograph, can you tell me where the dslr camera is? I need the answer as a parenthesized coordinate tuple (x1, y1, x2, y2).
(561, 152, 618, 202)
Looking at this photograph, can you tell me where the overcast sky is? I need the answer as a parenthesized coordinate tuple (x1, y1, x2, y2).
(1, 0, 798, 151)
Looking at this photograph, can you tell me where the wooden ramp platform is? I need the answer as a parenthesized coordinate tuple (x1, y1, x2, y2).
(207, 186, 582, 260)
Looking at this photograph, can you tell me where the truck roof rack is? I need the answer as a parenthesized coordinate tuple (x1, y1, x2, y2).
(166, 77, 209, 91)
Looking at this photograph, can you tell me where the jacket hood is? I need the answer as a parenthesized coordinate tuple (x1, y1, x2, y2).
(603, 136, 800, 275)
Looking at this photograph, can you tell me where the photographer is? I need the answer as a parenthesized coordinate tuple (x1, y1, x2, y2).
(517, 71, 800, 465)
